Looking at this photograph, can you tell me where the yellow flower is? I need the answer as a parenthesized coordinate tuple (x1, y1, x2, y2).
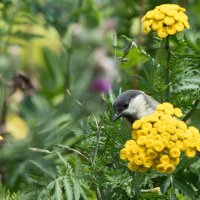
(161, 132, 171, 140)
(136, 130, 148, 137)
(196, 140, 200, 152)
(174, 22, 184, 32)
(166, 125, 176, 135)
(160, 155, 170, 164)
(170, 157, 180, 165)
(176, 121, 187, 130)
(160, 114, 173, 121)
(141, 122, 153, 131)
(137, 136, 146, 146)
(145, 139, 154, 148)
(176, 140, 184, 151)
(174, 12, 188, 23)
(147, 148, 157, 159)
(153, 141, 164, 152)
(169, 147, 180, 158)
(153, 121, 163, 128)
(145, 10, 155, 19)
(0, 136, 3, 140)
(156, 164, 166, 173)
(127, 151, 134, 161)
(188, 126, 199, 135)
(151, 20, 163, 31)
(143, 26, 151, 34)
(164, 107, 174, 115)
(128, 162, 138, 171)
(166, 26, 176, 35)
(165, 164, 175, 174)
(170, 134, 178, 142)
(131, 130, 137, 139)
(149, 128, 158, 135)
(168, 141, 175, 149)
(132, 120, 142, 129)
(120, 148, 128, 160)
(154, 110, 164, 117)
(143, 157, 153, 168)
(176, 129, 185, 140)
(185, 148, 196, 158)
(125, 140, 136, 148)
(154, 10, 165, 21)
(164, 16, 175, 26)
(157, 27, 168, 38)
(157, 125, 167, 134)
(174, 108, 183, 118)
(156, 104, 165, 111)
(133, 155, 143, 165)
(183, 21, 190, 29)
(6, 115, 28, 140)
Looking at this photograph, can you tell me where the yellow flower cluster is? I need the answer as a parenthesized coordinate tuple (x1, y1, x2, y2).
(142, 4, 190, 38)
(120, 102, 200, 174)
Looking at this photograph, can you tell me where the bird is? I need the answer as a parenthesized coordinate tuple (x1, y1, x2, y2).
(112, 90, 159, 123)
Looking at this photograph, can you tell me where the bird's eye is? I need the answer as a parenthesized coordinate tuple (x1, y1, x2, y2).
(124, 103, 129, 109)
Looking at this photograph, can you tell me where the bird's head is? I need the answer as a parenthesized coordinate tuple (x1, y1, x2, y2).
(112, 90, 159, 123)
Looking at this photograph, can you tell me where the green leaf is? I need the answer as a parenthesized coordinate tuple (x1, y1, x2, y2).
(63, 177, 73, 200)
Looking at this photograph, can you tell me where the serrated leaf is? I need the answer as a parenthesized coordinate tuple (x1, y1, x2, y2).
(63, 177, 73, 200)
(55, 180, 62, 200)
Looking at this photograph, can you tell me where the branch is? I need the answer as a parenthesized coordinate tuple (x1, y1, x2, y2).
(182, 99, 200, 122)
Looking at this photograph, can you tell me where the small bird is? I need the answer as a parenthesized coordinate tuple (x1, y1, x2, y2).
(112, 90, 159, 123)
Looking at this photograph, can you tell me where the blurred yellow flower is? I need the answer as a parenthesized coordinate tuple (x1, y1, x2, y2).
(185, 148, 196, 158)
(6, 115, 28, 140)
(165, 164, 174, 174)
(169, 147, 180, 158)
(142, 4, 189, 38)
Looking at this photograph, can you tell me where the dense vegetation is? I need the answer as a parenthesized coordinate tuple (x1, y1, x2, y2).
(0, 0, 200, 199)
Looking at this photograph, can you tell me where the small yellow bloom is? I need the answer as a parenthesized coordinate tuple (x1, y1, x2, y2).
(127, 151, 134, 161)
(137, 136, 146, 146)
(174, 12, 188, 22)
(136, 130, 148, 137)
(128, 162, 138, 171)
(157, 27, 168, 38)
(145, 139, 154, 148)
(156, 104, 165, 111)
(149, 128, 158, 135)
(183, 21, 190, 29)
(176, 129, 185, 140)
(185, 148, 196, 158)
(153, 141, 164, 152)
(164, 16, 175, 26)
(151, 20, 163, 31)
(133, 155, 143, 165)
(160, 114, 173, 121)
(120, 148, 128, 160)
(170, 134, 178, 142)
(143, 157, 153, 168)
(125, 140, 136, 148)
(174, 22, 184, 32)
(0, 136, 3, 140)
(165, 164, 175, 174)
(160, 155, 170, 164)
(131, 130, 137, 139)
(145, 10, 155, 19)
(156, 164, 166, 173)
(161, 132, 171, 140)
(188, 126, 199, 135)
(169, 147, 180, 158)
(164, 107, 174, 115)
(174, 108, 183, 118)
(147, 148, 157, 159)
(143, 26, 151, 34)
(168, 141, 175, 149)
(176, 121, 187, 130)
(166, 125, 176, 135)
(170, 157, 180, 165)
(141, 123, 152, 131)
(166, 26, 177, 35)
(154, 110, 164, 117)
(154, 10, 165, 21)
(132, 120, 142, 129)
(157, 125, 167, 134)
(176, 140, 184, 151)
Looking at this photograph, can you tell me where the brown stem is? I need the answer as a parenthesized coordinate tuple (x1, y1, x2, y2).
(182, 99, 200, 122)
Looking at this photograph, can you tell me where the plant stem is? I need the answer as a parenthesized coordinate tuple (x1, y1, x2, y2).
(164, 36, 171, 101)
(65, 49, 71, 90)
(182, 99, 200, 122)
(170, 174, 176, 200)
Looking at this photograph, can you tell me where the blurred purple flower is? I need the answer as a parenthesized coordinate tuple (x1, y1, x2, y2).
(91, 77, 112, 93)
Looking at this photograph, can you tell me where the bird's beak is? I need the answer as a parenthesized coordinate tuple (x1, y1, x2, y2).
(112, 112, 121, 121)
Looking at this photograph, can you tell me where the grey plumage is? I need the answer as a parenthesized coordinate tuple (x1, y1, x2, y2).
(112, 90, 159, 123)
